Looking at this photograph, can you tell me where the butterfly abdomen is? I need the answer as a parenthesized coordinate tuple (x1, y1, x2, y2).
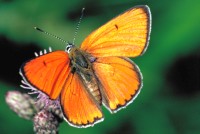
(80, 72, 102, 105)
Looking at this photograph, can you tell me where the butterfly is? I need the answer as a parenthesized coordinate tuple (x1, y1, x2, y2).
(20, 5, 151, 128)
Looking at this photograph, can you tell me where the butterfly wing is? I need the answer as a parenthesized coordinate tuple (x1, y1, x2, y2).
(80, 5, 151, 57)
(20, 51, 70, 99)
(60, 72, 103, 128)
(93, 57, 142, 112)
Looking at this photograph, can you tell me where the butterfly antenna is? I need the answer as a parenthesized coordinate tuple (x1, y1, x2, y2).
(72, 8, 85, 45)
(34, 27, 67, 43)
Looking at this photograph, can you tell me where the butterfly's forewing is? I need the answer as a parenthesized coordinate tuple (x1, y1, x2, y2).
(93, 57, 142, 112)
(20, 51, 70, 99)
(60, 72, 103, 127)
(81, 5, 151, 57)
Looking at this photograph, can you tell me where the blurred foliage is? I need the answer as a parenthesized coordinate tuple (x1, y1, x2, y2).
(0, 0, 200, 134)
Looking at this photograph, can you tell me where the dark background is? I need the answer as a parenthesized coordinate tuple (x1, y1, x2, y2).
(0, 0, 200, 134)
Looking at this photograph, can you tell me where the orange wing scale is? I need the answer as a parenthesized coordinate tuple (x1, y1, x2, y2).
(93, 57, 142, 112)
(60, 73, 103, 127)
(81, 6, 151, 57)
(21, 51, 70, 99)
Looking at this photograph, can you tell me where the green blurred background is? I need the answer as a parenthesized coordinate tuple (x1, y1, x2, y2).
(0, 0, 200, 134)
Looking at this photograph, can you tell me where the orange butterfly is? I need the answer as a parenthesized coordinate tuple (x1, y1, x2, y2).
(20, 5, 151, 128)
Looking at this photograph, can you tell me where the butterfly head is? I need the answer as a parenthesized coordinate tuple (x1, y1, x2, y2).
(65, 42, 75, 53)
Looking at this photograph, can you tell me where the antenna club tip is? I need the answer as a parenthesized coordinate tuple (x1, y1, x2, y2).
(34, 27, 44, 32)
(82, 7, 85, 11)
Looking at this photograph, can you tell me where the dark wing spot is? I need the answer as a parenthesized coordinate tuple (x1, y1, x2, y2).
(115, 24, 119, 30)
(43, 61, 47, 67)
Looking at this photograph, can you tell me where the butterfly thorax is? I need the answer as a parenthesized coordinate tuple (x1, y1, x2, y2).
(68, 46, 102, 105)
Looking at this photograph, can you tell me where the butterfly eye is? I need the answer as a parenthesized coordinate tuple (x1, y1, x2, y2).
(66, 46, 71, 53)
(65, 43, 73, 53)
